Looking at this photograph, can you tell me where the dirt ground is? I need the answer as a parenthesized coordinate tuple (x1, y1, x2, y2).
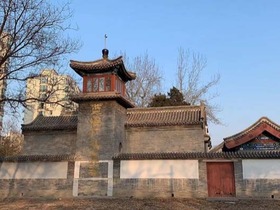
(1, 197, 280, 210)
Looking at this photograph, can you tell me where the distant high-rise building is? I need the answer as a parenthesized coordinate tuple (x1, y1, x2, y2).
(0, 33, 9, 130)
(24, 69, 80, 124)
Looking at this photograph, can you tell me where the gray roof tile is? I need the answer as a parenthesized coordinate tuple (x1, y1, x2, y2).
(22, 115, 77, 131)
(113, 151, 280, 160)
(126, 106, 203, 127)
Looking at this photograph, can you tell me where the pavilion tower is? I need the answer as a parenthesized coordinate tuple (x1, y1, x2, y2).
(70, 48, 136, 161)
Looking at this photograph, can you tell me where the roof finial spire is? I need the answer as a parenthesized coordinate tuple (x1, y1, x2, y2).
(102, 34, 109, 59)
(104, 34, 107, 49)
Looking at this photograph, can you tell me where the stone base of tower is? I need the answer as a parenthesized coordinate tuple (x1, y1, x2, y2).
(75, 100, 127, 161)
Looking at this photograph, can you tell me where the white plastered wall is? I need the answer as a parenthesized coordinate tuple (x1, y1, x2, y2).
(243, 159, 280, 179)
(0, 161, 68, 179)
(120, 160, 199, 179)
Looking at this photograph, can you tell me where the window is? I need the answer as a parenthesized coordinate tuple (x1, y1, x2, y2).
(106, 77, 111, 91)
(39, 93, 47, 99)
(64, 86, 70, 93)
(40, 77, 47, 84)
(39, 103, 44, 109)
(50, 77, 57, 84)
(115, 78, 123, 94)
(93, 78, 98, 92)
(87, 79, 92, 92)
(40, 85, 47, 92)
(99, 77, 105, 91)
(86, 76, 112, 92)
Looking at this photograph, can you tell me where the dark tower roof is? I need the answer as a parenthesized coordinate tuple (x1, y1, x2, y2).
(69, 49, 136, 82)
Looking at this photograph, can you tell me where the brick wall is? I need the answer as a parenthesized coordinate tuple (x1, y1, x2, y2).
(112, 160, 208, 198)
(124, 126, 205, 153)
(79, 162, 108, 178)
(235, 160, 280, 199)
(239, 179, 280, 198)
(2, 158, 280, 198)
(22, 130, 76, 155)
(76, 101, 126, 161)
(78, 180, 108, 196)
(0, 161, 74, 198)
(113, 179, 202, 198)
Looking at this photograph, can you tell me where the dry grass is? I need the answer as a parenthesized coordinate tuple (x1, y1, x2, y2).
(1, 197, 280, 210)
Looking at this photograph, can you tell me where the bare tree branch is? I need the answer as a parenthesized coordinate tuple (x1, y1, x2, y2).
(176, 47, 222, 124)
(0, 115, 23, 156)
(177, 47, 189, 92)
(0, 0, 80, 113)
(121, 52, 162, 107)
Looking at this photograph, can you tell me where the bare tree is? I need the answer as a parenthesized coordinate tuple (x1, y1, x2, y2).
(0, 134, 23, 156)
(177, 48, 189, 93)
(2, 114, 21, 135)
(0, 0, 80, 112)
(122, 52, 162, 107)
(176, 47, 221, 124)
(0, 116, 23, 156)
(23, 69, 80, 124)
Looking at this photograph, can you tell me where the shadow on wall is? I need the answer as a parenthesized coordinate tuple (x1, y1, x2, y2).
(241, 179, 280, 199)
(0, 161, 68, 198)
(0, 134, 23, 156)
(117, 159, 200, 198)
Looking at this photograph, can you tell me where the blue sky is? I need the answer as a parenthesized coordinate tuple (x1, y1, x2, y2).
(66, 0, 280, 146)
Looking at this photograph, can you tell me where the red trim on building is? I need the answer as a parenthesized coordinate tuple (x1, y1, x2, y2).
(224, 117, 280, 149)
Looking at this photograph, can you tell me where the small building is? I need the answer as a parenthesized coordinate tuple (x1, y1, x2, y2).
(2, 47, 280, 199)
(223, 117, 280, 152)
(208, 117, 280, 199)
(0, 48, 210, 198)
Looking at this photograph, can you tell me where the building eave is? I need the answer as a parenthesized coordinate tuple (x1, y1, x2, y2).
(22, 115, 78, 132)
(113, 151, 280, 160)
(0, 154, 75, 162)
(125, 105, 204, 127)
(69, 57, 136, 82)
(224, 117, 280, 149)
(71, 92, 135, 108)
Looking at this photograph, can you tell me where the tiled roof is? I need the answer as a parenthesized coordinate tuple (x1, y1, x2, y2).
(0, 154, 75, 162)
(70, 57, 123, 71)
(224, 117, 280, 149)
(113, 151, 280, 160)
(126, 106, 203, 127)
(22, 115, 78, 131)
(209, 141, 224, 153)
(70, 56, 136, 82)
(71, 92, 135, 108)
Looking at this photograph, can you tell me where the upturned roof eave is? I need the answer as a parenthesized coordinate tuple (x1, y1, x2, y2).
(224, 117, 279, 140)
(69, 57, 136, 82)
(69, 56, 123, 68)
(223, 117, 280, 149)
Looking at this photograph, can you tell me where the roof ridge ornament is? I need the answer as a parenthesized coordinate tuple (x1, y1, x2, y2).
(102, 34, 109, 59)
